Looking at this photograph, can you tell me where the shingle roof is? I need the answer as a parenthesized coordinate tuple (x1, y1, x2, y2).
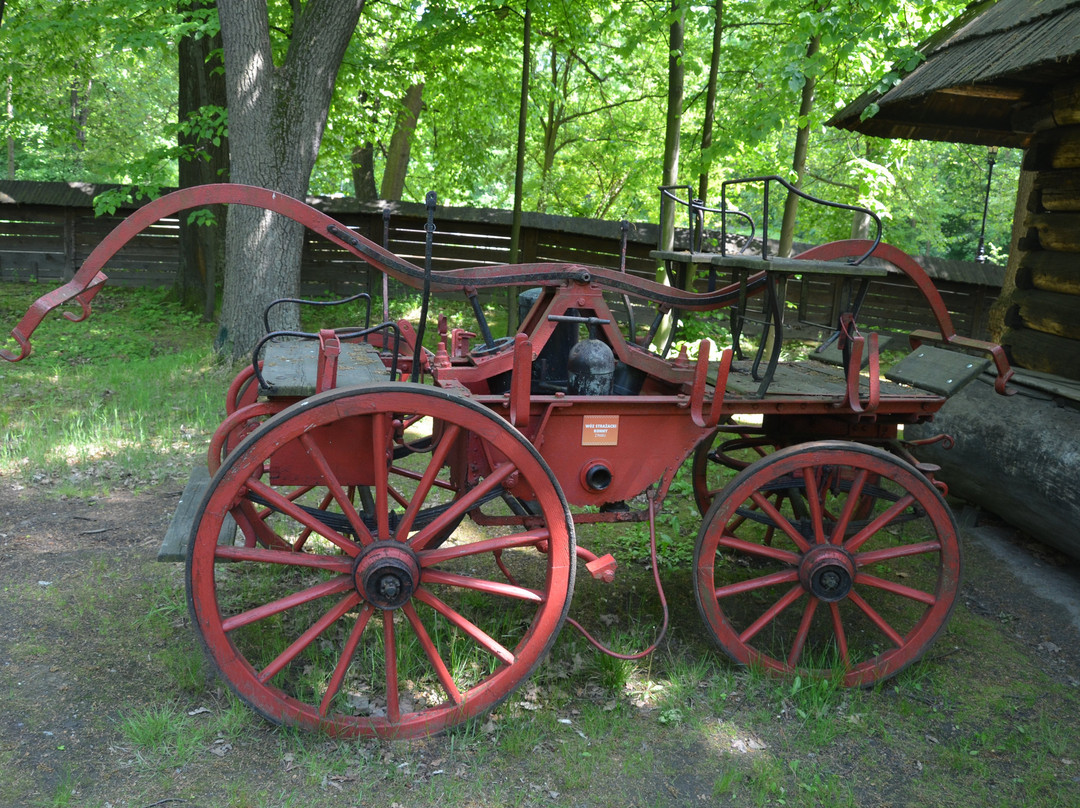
(830, 0, 1080, 147)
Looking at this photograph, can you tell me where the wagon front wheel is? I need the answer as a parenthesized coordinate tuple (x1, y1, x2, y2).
(187, 383, 576, 739)
(694, 441, 960, 686)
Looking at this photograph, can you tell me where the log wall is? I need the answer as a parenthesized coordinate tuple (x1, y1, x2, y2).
(998, 121, 1080, 380)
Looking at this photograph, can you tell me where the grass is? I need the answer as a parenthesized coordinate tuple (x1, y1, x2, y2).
(2, 281, 1080, 807)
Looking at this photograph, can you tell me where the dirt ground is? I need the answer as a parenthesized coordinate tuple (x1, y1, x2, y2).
(2, 483, 1080, 808)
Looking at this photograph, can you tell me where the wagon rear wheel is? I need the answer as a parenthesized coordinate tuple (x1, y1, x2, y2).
(691, 426, 780, 515)
(694, 441, 960, 686)
(187, 383, 576, 739)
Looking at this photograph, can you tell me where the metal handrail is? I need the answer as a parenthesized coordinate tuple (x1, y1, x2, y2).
(719, 175, 882, 264)
(658, 185, 756, 253)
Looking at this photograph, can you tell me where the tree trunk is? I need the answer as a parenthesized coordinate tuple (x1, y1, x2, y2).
(351, 143, 378, 201)
(508, 2, 532, 333)
(697, 0, 722, 202)
(659, 0, 684, 255)
(379, 83, 424, 202)
(778, 34, 819, 258)
(654, 0, 684, 351)
(6, 74, 13, 179)
(217, 0, 366, 359)
(537, 43, 561, 215)
(509, 2, 532, 264)
(176, 0, 229, 321)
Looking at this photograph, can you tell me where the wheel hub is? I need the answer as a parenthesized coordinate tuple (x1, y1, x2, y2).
(353, 542, 421, 610)
(798, 545, 856, 602)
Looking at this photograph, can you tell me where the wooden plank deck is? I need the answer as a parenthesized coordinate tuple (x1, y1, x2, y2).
(721, 358, 940, 401)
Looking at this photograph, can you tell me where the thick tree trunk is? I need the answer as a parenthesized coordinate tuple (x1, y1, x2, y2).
(379, 83, 424, 202)
(176, 0, 228, 321)
(778, 35, 819, 258)
(217, 0, 365, 359)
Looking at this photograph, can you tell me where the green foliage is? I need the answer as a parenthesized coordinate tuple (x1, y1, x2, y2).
(4, 0, 1018, 264)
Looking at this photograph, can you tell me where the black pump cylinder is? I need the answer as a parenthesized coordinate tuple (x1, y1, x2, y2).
(567, 339, 615, 396)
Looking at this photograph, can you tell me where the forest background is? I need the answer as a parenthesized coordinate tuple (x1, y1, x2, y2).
(0, 0, 1018, 291)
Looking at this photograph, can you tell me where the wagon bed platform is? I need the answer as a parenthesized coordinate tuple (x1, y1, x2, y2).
(722, 358, 925, 399)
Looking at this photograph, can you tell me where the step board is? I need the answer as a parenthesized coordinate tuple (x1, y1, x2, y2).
(157, 464, 236, 562)
(884, 345, 990, 396)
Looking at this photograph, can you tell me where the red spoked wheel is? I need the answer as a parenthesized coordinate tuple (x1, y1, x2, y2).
(694, 440, 960, 686)
(187, 383, 576, 739)
(691, 426, 780, 515)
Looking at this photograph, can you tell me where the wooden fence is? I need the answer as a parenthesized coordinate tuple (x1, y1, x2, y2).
(0, 181, 1004, 340)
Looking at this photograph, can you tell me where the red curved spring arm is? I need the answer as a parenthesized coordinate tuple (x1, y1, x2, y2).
(795, 239, 1014, 396)
(3, 183, 766, 362)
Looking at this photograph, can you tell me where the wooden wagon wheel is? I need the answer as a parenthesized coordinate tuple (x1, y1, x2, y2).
(187, 383, 576, 739)
(694, 441, 960, 686)
(690, 425, 781, 515)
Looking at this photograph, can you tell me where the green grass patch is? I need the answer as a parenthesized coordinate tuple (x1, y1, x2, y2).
(1, 284, 226, 496)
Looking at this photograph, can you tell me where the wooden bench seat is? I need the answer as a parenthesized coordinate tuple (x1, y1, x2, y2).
(260, 339, 390, 397)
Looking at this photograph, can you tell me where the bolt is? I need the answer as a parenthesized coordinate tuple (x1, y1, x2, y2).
(820, 570, 841, 591)
(379, 574, 401, 600)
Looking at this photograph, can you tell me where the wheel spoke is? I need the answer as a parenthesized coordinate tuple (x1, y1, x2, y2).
(856, 540, 941, 565)
(751, 490, 812, 553)
(383, 611, 401, 724)
(236, 500, 290, 551)
(294, 491, 336, 551)
(714, 568, 799, 600)
(394, 423, 462, 539)
(739, 584, 805, 644)
(299, 432, 377, 546)
(848, 589, 906, 647)
(716, 532, 801, 565)
(257, 592, 361, 684)
(844, 493, 915, 553)
(414, 588, 515, 665)
(830, 468, 868, 544)
(423, 568, 545, 602)
(801, 465, 826, 544)
(828, 601, 849, 666)
(245, 477, 360, 556)
(388, 464, 457, 491)
(222, 575, 353, 632)
(318, 604, 376, 717)
(402, 602, 463, 706)
(419, 528, 550, 566)
(856, 573, 937, 605)
(214, 544, 352, 573)
(387, 481, 411, 510)
(408, 461, 517, 552)
(371, 412, 392, 540)
(787, 597, 820, 668)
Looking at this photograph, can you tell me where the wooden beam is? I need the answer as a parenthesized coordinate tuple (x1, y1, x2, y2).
(1001, 325, 1080, 378)
(938, 84, 1027, 101)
